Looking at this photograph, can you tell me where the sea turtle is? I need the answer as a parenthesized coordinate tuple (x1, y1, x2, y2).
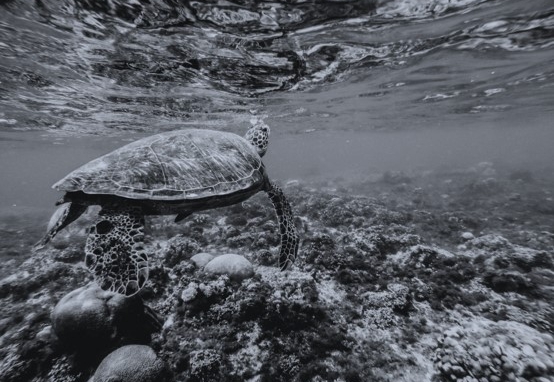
(36, 122, 299, 296)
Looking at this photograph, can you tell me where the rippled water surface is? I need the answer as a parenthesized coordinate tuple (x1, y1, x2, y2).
(1, 0, 553, 222)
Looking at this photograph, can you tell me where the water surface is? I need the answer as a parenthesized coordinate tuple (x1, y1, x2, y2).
(1, 0, 553, 238)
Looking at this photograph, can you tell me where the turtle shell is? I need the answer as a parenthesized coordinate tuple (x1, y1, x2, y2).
(53, 129, 266, 200)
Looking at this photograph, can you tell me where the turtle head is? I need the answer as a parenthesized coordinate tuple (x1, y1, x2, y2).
(246, 119, 270, 157)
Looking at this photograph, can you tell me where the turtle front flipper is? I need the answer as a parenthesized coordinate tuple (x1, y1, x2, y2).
(85, 206, 148, 296)
(35, 202, 87, 249)
(265, 181, 299, 270)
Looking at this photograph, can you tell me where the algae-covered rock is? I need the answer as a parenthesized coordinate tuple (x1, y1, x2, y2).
(51, 284, 160, 353)
(204, 254, 254, 281)
(91, 345, 171, 382)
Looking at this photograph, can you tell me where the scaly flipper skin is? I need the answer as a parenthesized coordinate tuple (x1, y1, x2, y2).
(85, 206, 148, 296)
(265, 181, 299, 270)
(35, 202, 87, 249)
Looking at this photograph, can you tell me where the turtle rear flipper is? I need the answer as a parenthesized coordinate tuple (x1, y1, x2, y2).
(265, 181, 299, 270)
(35, 202, 87, 249)
(174, 211, 192, 223)
(85, 206, 148, 296)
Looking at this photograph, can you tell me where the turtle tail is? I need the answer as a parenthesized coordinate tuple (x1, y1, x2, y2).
(265, 181, 299, 270)
(35, 201, 87, 249)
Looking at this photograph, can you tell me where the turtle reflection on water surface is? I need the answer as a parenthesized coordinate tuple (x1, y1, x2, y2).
(37, 123, 299, 296)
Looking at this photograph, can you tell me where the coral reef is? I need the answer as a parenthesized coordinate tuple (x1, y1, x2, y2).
(0, 164, 552, 381)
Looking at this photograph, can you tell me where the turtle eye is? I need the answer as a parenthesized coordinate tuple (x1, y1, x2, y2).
(96, 220, 113, 234)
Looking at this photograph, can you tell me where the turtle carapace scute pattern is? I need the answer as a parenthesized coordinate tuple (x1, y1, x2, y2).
(37, 126, 299, 296)
(53, 129, 265, 201)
